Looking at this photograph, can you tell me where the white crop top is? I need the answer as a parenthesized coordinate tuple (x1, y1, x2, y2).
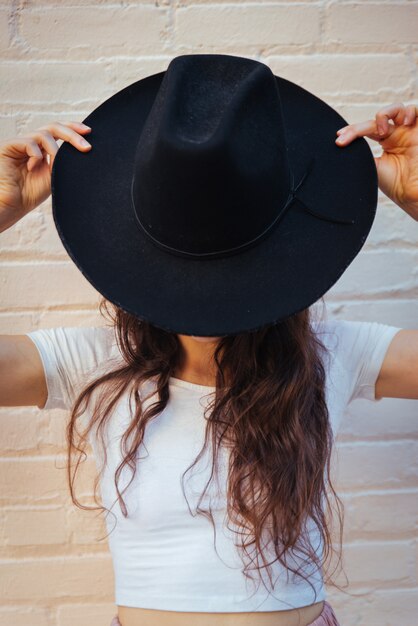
(26, 318, 402, 613)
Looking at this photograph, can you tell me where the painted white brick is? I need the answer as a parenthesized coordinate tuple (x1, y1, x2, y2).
(324, 298, 418, 329)
(1, 262, 101, 309)
(174, 0, 288, 4)
(329, 588, 418, 625)
(67, 506, 108, 546)
(174, 4, 321, 47)
(331, 102, 418, 126)
(0, 456, 97, 504)
(338, 396, 418, 442)
(0, 206, 65, 259)
(334, 540, 414, 587)
(328, 249, 417, 298)
(0, 10, 9, 54)
(333, 440, 418, 491)
(326, 3, 418, 44)
(265, 54, 413, 97)
(0, 555, 113, 601)
(365, 202, 418, 248)
(0, 61, 114, 104)
(0, 607, 51, 626)
(0, 409, 57, 453)
(20, 5, 169, 53)
(56, 604, 116, 626)
(28, 0, 164, 4)
(341, 490, 418, 541)
(105, 55, 172, 90)
(0, 114, 17, 139)
(0, 310, 104, 333)
(0, 506, 68, 545)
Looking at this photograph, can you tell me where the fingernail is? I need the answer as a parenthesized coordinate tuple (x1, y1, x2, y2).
(80, 123, 91, 129)
(80, 138, 91, 147)
(336, 134, 346, 143)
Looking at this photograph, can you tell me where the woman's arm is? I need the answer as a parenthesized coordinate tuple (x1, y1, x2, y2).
(336, 102, 418, 400)
(375, 329, 418, 399)
(0, 122, 92, 406)
(0, 335, 48, 408)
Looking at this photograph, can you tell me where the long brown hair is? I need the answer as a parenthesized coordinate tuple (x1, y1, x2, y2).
(67, 296, 346, 602)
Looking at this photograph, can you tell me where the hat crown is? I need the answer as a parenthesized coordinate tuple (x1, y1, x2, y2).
(131, 54, 293, 259)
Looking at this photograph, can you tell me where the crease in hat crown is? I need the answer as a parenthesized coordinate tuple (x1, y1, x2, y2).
(130, 54, 295, 260)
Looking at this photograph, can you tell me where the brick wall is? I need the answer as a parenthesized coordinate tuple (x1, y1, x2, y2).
(1, 1, 417, 624)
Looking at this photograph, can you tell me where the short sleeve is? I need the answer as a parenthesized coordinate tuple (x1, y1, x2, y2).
(25, 325, 123, 410)
(316, 319, 403, 404)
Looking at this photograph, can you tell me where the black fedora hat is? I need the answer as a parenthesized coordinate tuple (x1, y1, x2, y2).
(51, 53, 377, 337)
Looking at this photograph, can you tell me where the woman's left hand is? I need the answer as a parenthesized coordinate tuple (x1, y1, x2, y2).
(335, 102, 418, 221)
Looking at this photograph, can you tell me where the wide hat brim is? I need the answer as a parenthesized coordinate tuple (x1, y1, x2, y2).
(51, 66, 377, 337)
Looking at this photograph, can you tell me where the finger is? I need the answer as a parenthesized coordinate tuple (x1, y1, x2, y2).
(36, 122, 92, 152)
(27, 149, 48, 172)
(335, 118, 382, 146)
(28, 130, 59, 169)
(403, 103, 418, 125)
(45, 121, 92, 171)
(64, 120, 92, 132)
(8, 130, 69, 173)
(0, 120, 92, 171)
(42, 120, 91, 133)
(25, 139, 44, 171)
(28, 124, 92, 172)
(375, 102, 407, 135)
(1, 134, 50, 172)
(19, 131, 58, 173)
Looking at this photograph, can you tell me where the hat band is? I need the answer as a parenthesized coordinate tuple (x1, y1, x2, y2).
(130, 156, 355, 261)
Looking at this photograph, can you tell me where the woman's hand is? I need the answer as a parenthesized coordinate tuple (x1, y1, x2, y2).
(335, 102, 418, 221)
(0, 121, 92, 234)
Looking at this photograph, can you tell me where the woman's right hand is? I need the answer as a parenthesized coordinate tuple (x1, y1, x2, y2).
(0, 121, 92, 234)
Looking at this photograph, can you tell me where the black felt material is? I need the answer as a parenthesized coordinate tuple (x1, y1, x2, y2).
(51, 53, 377, 336)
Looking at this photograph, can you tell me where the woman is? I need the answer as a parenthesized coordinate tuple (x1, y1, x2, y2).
(0, 55, 417, 626)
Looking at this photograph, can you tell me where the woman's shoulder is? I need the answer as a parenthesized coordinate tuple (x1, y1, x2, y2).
(25, 323, 126, 411)
(27, 323, 122, 361)
(312, 316, 402, 353)
(311, 316, 402, 403)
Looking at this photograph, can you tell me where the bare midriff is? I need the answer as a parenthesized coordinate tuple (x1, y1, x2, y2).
(117, 600, 324, 626)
